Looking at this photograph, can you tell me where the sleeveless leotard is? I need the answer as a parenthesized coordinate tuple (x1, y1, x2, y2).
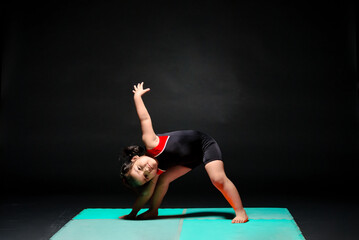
(146, 130, 222, 174)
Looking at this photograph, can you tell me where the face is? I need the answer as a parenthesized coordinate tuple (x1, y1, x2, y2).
(129, 155, 158, 186)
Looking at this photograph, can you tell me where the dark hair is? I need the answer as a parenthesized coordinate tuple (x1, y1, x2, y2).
(120, 145, 146, 190)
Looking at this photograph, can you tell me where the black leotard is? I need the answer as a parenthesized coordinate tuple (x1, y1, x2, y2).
(146, 130, 222, 174)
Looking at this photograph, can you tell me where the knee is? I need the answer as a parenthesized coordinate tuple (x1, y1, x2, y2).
(210, 175, 227, 190)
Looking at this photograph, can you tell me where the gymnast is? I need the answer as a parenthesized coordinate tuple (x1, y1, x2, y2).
(119, 82, 248, 223)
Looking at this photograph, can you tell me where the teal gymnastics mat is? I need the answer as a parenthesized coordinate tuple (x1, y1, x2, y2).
(51, 208, 305, 240)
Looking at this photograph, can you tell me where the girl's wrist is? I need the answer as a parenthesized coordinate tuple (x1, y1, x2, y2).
(134, 94, 142, 100)
(148, 208, 158, 213)
(129, 210, 138, 216)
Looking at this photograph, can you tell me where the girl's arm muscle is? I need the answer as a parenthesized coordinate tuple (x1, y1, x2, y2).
(129, 174, 159, 216)
(133, 82, 158, 149)
(120, 174, 159, 219)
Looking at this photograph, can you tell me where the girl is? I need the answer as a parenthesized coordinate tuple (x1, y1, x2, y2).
(120, 82, 248, 223)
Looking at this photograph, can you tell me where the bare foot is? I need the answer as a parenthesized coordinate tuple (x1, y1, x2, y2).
(136, 209, 158, 220)
(232, 208, 249, 223)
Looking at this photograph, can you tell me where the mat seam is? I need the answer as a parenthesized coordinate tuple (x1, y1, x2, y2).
(175, 208, 186, 240)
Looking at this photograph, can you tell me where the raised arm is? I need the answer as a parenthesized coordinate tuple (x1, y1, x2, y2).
(132, 82, 159, 149)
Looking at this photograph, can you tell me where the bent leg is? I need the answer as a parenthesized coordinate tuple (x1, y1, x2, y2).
(151, 165, 191, 209)
(205, 160, 248, 223)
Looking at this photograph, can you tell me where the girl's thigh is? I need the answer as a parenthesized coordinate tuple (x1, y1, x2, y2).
(159, 165, 192, 184)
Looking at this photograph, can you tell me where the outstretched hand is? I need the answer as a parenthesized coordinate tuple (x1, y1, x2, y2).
(133, 82, 150, 97)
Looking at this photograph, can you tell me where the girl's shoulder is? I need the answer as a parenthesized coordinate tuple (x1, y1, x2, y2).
(158, 130, 201, 136)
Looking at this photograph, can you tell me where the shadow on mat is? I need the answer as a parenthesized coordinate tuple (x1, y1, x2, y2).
(142, 211, 235, 220)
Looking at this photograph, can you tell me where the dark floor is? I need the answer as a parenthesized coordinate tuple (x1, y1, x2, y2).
(1, 192, 358, 240)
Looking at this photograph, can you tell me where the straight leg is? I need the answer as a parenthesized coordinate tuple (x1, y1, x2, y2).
(205, 160, 248, 223)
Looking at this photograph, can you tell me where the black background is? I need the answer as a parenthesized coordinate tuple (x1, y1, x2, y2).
(2, 1, 358, 201)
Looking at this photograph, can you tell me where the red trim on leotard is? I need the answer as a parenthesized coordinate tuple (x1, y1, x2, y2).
(147, 136, 170, 158)
(147, 135, 169, 175)
(156, 169, 165, 175)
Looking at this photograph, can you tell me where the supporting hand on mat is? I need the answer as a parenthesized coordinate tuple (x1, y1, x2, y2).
(136, 209, 158, 220)
(119, 213, 137, 220)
